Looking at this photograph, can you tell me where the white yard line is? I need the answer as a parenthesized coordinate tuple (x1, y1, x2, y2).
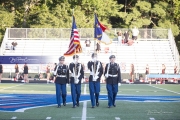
(71, 117, 95, 119)
(148, 85, 180, 95)
(149, 118, 155, 120)
(81, 101, 87, 120)
(11, 117, 17, 119)
(0, 84, 24, 91)
(115, 117, 120, 120)
(46, 117, 51, 119)
(84, 84, 87, 94)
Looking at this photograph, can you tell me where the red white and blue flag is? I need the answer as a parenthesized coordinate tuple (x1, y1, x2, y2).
(64, 16, 82, 56)
(94, 13, 112, 44)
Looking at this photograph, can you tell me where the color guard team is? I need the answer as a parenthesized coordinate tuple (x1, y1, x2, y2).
(53, 53, 121, 108)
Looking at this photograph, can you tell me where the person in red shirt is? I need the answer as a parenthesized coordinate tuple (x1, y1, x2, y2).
(85, 38, 91, 55)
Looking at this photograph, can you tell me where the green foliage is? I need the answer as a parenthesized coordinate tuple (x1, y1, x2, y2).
(119, 1, 151, 28)
(0, 6, 14, 43)
(0, 0, 179, 42)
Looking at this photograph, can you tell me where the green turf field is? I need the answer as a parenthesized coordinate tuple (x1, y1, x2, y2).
(0, 83, 180, 120)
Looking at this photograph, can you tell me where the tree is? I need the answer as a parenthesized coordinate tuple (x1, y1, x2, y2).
(118, 0, 179, 36)
(0, 6, 14, 43)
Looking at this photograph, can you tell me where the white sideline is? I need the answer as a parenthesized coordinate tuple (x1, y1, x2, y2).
(148, 85, 180, 95)
(81, 101, 87, 120)
(84, 84, 87, 94)
(0, 84, 23, 91)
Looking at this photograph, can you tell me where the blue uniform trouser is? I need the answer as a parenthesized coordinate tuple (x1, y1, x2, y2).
(106, 84, 118, 107)
(89, 81, 100, 107)
(55, 83, 67, 106)
(71, 83, 81, 106)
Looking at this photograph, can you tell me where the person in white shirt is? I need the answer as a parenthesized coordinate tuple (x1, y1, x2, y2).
(117, 31, 122, 46)
(132, 27, 139, 40)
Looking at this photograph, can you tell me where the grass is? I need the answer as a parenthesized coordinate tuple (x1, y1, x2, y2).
(0, 83, 180, 120)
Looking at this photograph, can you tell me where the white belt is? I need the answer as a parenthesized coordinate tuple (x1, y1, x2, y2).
(57, 75, 66, 77)
(71, 73, 81, 77)
(90, 72, 95, 75)
(71, 73, 76, 77)
(108, 74, 118, 77)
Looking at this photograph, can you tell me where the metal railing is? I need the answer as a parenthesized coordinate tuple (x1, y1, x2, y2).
(7, 28, 169, 40)
(168, 29, 179, 69)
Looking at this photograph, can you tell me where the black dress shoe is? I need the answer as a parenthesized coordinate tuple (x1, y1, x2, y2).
(92, 106, 95, 108)
(113, 104, 116, 107)
(108, 106, 111, 108)
(96, 102, 99, 107)
(63, 103, 66, 106)
(76, 103, 79, 107)
(57, 105, 61, 108)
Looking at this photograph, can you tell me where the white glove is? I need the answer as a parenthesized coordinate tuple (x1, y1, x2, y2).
(94, 75, 99, 80)
(118, 83, 121, 86)
(105, 74, 109, 78)
(74, 78, 79, 84)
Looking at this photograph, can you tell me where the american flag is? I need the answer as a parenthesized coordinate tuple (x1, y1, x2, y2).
(64, 16, 82, 56)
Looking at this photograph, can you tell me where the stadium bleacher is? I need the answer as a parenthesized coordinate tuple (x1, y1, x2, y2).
(0, 28, 179, 81)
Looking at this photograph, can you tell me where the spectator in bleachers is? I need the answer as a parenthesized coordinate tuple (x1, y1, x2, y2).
(23, 63, 29, 83)
(174, 64, 179, 83)
(11, 41, 18, 50)
(130, 64, 134, 83)
(174, 64, 178, 74)
(85, 38, 91, 55)
(5, 43, 10, 50)
(162, 64, 166, 74)
(145, 64, 149, 82)
(104, 44, 109, 53)
(46, 64, 51, 84)
(132, 26, 139, 41)
(124, 31, 129, 44)
(96, 41, 101, 53)
(15, 63, 19, 81)
(0, 63, 3, 83)
(117, 31, 122, 45)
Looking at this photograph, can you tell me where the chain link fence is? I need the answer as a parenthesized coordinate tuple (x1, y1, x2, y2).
(8, 28, 168, 40)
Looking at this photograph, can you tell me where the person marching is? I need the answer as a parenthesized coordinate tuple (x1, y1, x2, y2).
(87, 53, 103, 108)
(104, 55, 121, 108)
(54, 56, 69, 108)
(69, 55, 84, 108)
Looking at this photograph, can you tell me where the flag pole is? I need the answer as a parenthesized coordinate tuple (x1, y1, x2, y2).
(72, 8, 76, 56)
(94, 7, 97, 76)
(94, 8, 97, 54)
(72, 9, 76, 56)
(72, 8, 77, 77)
